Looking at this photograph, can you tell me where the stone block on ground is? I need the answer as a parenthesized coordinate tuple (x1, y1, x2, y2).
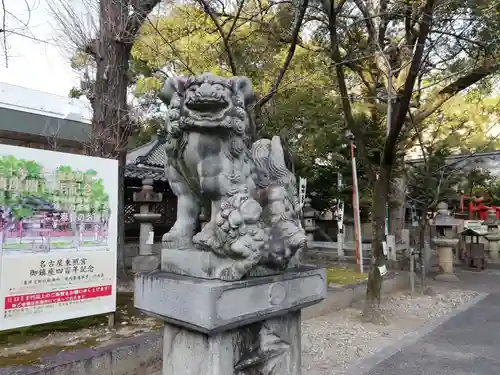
(132, 254, 160, 273)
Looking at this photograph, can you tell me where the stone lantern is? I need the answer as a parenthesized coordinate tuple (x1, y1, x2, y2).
(431, 202, 460, 282)
(302, 197, 317, 242)
(131, 178, 163, 273)
(484, 208, 500, 260)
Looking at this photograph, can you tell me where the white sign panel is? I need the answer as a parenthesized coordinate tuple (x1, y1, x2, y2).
(298, 177, 307, 208)
(0, 144, 118, 330)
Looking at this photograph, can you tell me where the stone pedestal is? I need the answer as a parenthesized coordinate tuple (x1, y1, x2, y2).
(131, 178, 162, 273)
(486, 234, 500, 260)
(135, 267, 326, 375)
(484, 209, 500, 261)
(432, 238, 459, 282)
(162, 312, 300, 375)
(431, 202, 460, 282)
(136, 212, 155, 256)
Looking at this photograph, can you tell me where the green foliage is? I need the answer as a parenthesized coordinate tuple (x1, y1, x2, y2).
(308, 0, 500, 222)
(415, 95, 500, 154)
(459, 167, 500, 206)
(69, 87, 84, 99)
(69, 0, 499, 215)
(406, 149, 464, 214)
(131, 1, 356, 210)
(0, 156, 47, 221)
(56, 165, 110, 213)
(406, 92, 500, 213)
(0, 156, 110, 223)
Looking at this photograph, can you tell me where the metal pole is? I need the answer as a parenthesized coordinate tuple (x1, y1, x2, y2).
(351, 141, 364, 273)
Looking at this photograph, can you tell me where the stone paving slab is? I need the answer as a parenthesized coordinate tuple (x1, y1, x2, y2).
(353, 292, 500, 375)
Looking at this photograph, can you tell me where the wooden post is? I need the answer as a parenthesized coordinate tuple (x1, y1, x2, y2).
(409, 249, 415, 294)
(107, 312, 115, 328)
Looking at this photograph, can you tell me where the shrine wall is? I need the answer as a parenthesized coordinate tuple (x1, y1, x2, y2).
(0, 137, 84, 155)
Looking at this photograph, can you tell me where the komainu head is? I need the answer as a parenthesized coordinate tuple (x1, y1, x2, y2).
(159, 73, 256, 139)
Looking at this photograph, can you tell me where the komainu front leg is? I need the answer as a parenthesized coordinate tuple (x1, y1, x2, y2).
(193, 200, 220, 251)
(162, 165, 200, 250)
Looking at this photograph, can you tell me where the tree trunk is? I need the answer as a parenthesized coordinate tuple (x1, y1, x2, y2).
(90, 45, 131, 156)
(390, 177, 407, 241)
(89, 0, 132, 278)
(419, 219, 426, 254)
(363, 162, 391, 322)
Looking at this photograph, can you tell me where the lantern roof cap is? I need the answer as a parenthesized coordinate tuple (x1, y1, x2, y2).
(432, 202, 460, 227)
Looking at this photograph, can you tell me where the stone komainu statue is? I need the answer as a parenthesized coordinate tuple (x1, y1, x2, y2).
(159, 73, 306, 281)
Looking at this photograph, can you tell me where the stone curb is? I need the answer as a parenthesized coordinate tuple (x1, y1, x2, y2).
(0, 332, 163, 375)
(343, 291, 490, 375)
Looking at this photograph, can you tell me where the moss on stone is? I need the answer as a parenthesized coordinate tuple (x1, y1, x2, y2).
(0, 339, 99, 367)
(326, 267, 368, 285)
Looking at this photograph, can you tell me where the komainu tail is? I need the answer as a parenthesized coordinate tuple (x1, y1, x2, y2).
(251, 136, 306, 267)
(251, 136, 301, 214)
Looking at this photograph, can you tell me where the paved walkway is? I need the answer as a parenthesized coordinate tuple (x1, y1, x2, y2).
(353, 269, 500, 375)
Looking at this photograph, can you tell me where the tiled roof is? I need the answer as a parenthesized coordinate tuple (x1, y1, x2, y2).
(132, 137, 167, 168)
(136, 139, 167, 168)
(124, 165, 167, 181)
(125, 137, 169, 182)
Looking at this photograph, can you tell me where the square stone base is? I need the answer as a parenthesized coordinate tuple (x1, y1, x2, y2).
(162, 311, 301, 375)
(161, 248, 284, 279)
(134, 266, 326, 334)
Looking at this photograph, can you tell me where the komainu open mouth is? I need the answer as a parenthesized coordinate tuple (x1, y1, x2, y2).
(185, 99, 229, 114)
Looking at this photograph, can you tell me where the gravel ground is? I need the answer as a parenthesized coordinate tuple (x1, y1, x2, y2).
(301, 287, 483, 375)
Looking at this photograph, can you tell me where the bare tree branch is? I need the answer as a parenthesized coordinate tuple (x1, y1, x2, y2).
(143, 16, 196, 75)
(196, 0, 239, 75)
(384, 0, 436, 165)
(255, 0, 310, 108)
(413, 62, 500, 123)
(126, 0, 162, 43)
(323, 0, 376, 182)
(1, 0, 7, 67)
(227, 0, 245, 40)
(430, 29, 487, 49)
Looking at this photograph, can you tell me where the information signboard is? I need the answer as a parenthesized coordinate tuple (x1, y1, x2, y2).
(0, 144, 118, 330)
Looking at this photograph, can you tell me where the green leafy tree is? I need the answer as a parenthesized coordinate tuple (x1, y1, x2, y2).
(56, 165, 110, 214)
(411, 95, 500, 154)
(131, 2, 373, 211)
(0, 158, 111, 232)
(307, 0, 500, 320)
(406, 91, 500, 257)
(406, 148, 464, 252)
(0, 156, 47, 223)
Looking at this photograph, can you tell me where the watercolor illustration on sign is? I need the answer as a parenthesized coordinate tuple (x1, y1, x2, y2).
(0, 156, 111, 254)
